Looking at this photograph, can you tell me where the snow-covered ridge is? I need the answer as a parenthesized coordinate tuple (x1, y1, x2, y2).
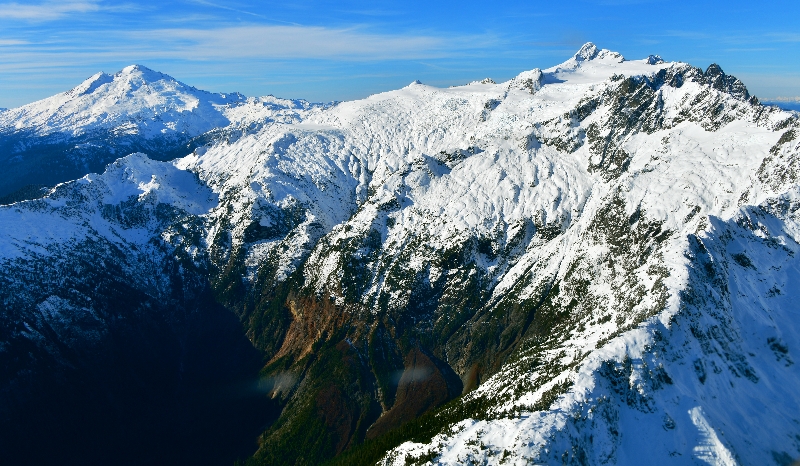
(1, 43, 799, 465)
(0, 152, 216, 259)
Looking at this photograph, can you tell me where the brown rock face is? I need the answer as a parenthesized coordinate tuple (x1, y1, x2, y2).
(272, 294, 349, 363)
(366, 347, 462, 440)
(243, 272, 471, 464)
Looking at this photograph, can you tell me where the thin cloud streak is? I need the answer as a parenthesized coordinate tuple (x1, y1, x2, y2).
(0, 25, 501, 65)
(724, 48, 776, 52)
(664, 30, 800, 46)
(769, 32, 800, 43)
(0, 1, 100, 21)
(138, 25, 499, 60)
(766, 96, 800, 102)
(595, 0, 662, 4)
(186, 0, 300, 25)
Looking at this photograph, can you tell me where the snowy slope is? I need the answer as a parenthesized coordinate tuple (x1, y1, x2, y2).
(363, 45, 799, 466)
(188, 43, 798, 465)
(0, 152, 276, 465)
(0, 43, 798, 465)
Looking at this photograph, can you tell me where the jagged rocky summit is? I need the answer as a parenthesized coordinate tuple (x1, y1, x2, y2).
(0, 43, 799, 466)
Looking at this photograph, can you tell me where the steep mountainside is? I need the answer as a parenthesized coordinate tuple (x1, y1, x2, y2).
(0, 65, 320, 199)
(0, 154, 281, 465)
(0, 44, 798, 465)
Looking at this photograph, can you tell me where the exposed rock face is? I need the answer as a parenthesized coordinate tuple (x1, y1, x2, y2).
(1, 44, 799, 465)
(367, 347, 463, 440)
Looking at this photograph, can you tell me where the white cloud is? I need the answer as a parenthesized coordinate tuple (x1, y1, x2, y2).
(766, 96, 800, 102)
(186, 0, 297, 23)
(0, 1, 101, 21)
(723, 48, 776, 52)
(134, 25, 486, 61)
(0, 24, 496, 65)
(771, 33, 800, 43)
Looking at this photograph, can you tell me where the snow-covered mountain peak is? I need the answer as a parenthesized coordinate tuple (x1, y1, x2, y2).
(701, 63, 752, 101)
(547, 43, 628, 76)
(68, 71, 114, 97)
(543, 44, 671, 86)
(572, 42, 624, 63)
(118, 63, 160, 76)
(575, 42, 600, 60)
(0, 65, 249, 137)
(705, 63, 725, 76)
(507, 68, 543, 93)
(112, 64, 186, 91)
(86, 152, 218, 213)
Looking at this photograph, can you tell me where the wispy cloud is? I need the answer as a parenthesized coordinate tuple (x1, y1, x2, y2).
(336, 9, 404, 17)
(186, 0, 299, 25)
(664, 30, 712, 40)
(765, 96, 800, 102)
(0, 21, 508, 108)
(665, 30, 800, 47)
(138, 25, 466, 60)
(1, 1, 797, 108)
(769, 33, 800, 43)
(0, 1, 100, 21)
(0, 25, 497, 65)
(593, 0, 663, 5)
(724, 48, 776, 52)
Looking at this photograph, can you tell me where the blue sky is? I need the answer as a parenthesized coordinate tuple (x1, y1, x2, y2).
(0, 0, 798, 108)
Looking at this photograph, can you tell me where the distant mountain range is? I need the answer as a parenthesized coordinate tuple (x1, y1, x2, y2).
(764, 100, 800, 112)
(0, 64, 319, 201)
(1, 43, 798, 466)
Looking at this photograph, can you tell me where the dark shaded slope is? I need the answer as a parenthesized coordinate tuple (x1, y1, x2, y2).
(0, 130, 206, 198)
(0, 238, 275, 466)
